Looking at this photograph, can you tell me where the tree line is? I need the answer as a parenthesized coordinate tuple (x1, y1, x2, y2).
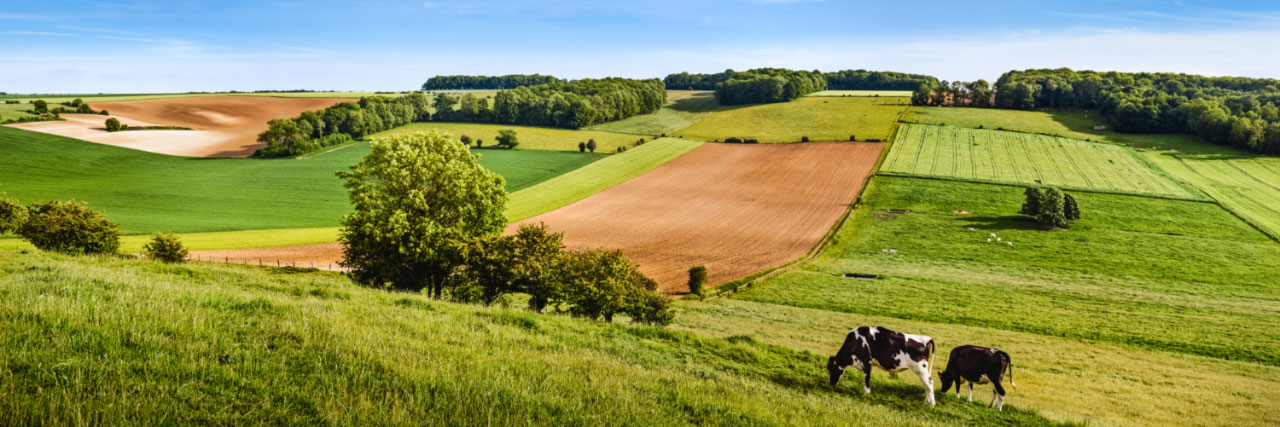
(823, 69, 939, 90)
(421, 74, 561, 90)
(911, 80, 995, 107)
(672, 68, 826, 105)
(256, 78, 665, 157)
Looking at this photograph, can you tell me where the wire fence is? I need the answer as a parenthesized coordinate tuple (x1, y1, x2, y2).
(186, 254, 349, 272)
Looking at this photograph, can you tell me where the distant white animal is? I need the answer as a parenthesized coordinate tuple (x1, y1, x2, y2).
(996, 238, 1002, 242)
(989, 233, 997, 238)
(968, 227, 976, 232)
(1006, 242, 1013, 247)
(986, 238, 992, 243)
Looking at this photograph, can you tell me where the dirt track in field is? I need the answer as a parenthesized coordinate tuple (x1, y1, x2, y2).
(189, 142, 884, 293)
(7, 96, 353, 157)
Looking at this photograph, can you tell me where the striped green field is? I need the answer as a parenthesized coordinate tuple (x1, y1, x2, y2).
(673, 97, 909, 143)
(808, 90, 913, 97)
(883, 124, 1199, 198)
(1146, 152, 1280, 238)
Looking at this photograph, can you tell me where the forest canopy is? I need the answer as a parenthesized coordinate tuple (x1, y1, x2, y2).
(667, 68, 826, 105)
(421, 74, 562, 90)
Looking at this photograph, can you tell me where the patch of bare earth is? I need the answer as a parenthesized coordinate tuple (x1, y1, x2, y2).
(189, 242, 347, 271)
(6, 96, 353, 157)
(188, 142, 884, 293)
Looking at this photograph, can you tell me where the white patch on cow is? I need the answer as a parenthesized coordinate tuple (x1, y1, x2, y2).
(968, 383, 974, 402)
(867, 327, 879, 340)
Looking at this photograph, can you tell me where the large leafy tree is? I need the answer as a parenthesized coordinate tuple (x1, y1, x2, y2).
(337, 131, 507, 298)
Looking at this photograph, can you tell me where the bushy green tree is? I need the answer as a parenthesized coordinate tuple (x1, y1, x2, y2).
(1063, 193, 1081, 221)
(1020, 187, 1044, 216)
(32, 100, 47, 114)
(0, 198, 28, 234)
(144, 232, 188, 263)
(336, 131, 507, 298)
(560, 248, 671, 323)
(19, 200, 120, 255)
(508, 223, 566, 313)
(586, 139, 596, 153)
(1035, 188, 1068, 228)
(578, 141, 586, 152)
(105, 117, 123, 132)
(687, 265, 707, 296)
(496, 129, 519, 149)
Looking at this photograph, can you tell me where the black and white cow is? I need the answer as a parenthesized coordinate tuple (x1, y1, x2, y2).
(827, 326, 936, 405)
(938, 345, 1016, 411)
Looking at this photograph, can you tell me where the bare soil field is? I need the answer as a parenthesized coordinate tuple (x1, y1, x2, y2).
(7, 96, 353, 157)
(517, 141, 884, 292)
(191, 142, 883, 293)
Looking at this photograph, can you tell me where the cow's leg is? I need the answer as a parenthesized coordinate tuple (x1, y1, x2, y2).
(992, 381, 1006, 411)
(862, 364, 872, 395)
(911, 363, 935, 406)
(967, 383, 974, 402)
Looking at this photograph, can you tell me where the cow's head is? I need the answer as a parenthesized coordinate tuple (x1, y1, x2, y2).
(937, 370, 955, 393)
(827, 356, 847, 386)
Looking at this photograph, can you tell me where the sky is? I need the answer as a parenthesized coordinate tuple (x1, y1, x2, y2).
(3, 0, 1280, 93)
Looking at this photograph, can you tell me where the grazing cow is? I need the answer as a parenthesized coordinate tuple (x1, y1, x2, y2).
(827, 326, 937, 405)
(938, 345, 1016, 411)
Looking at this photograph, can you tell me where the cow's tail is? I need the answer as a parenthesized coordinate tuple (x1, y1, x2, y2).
(927, 339, 936, 371)
(1003, 352, 1017, 390)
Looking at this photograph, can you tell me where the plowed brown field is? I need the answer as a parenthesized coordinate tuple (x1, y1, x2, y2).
(8, 96, 353, 157)
(188, 142, 884, 293)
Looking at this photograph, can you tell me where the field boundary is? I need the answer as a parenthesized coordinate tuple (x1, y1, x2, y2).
(875, 171, 1213, 203)
(1166, 155, 1280, 243)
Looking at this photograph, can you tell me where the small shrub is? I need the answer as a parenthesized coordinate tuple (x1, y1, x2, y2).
(99, 110, 109, 116)
(1064, 193, 1081, 221)
(743, 138, 759, 144)
(459, 135, 471, 146)
(105, 117, 123, 132)
(687, 265, 707, 296)
(849, 135, 857, 141)
(586, 139, 597, 153)
(1020, 187, 1044, 216)
(144, 232, 188, 263)
(496, 129, 518, 149)
(801, 136, 809, 142)
(19, 200, 120, 255)
(628, 293, 674, 326)
(578, 141, 586, 153)
(724, 137, 743, 143)
(977, 125, 984, 129)
(0, 198, 28, 234)
(475, 138, 483, 147)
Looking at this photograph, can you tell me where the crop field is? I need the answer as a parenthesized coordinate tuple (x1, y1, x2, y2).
(0, 251, 1059, 425)
(515, 142, 885, 291)
(904, 106, 1216, 153)
(673, 96, 909, 143)
(1146, 152, 1280, 238)
(589, 90, 718, 135)
(713, 175, 1280, 425)
(808, 90, 913, 97)
(883, 124, 1199, 198)
(376, 122, 646, 153)
(0, 126, 601, 234)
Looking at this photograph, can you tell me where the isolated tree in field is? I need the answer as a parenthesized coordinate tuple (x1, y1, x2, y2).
(0, 198, 28, 234)
(687, 265, 707, 296)
(459, 135, 471, 146)
(496, 129, 519, 149)
(1063, 193, 1081, 221)
(337, 131, 507, 298)
(1020, 187, 1044, 216)
(19, 200, 120, 255)
(578, 141, 586, 153)
(105, 117, 123, 132)
(144, 232, 188, 263)
(32, 100, 48, 114)
(586, 139, 597, 153)
(475, 138, 483, 148)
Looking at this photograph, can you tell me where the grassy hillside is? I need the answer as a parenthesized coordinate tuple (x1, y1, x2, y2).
(0, 251, 1059, 426)
(808, 90, 913, 97)
(734, 176, 1280, 365)
(1146, 152, 1280, 239)
(375, 122, 644, 153)
(883, 124, 1199, 198)
(589, 90, 719, 135)
(674, 97, 909, 143)
(0, 126, 601, 234)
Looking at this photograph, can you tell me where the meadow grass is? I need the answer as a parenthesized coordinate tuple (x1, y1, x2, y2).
(673, 97, 909, 143)
(0, 251, 1061, 426)
(1146, 151, 1280, 238)
(883, 124, 1199, 198)
(589, 90, 719, 135)
(807, 90, 913, 97)
(903, 106, 1223, 154)
(375, 122, 646, 153)
(674, 298, 1280, 427)
(0, 126, 601, 234)
(735, 176, 1280, 366)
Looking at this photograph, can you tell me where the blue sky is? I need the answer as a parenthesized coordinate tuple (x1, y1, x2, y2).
(3, 0, 1280, 93)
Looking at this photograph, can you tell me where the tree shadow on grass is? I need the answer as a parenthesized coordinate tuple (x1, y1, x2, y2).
(666, 92, 719, 114)
(957, 215, 1043, 232)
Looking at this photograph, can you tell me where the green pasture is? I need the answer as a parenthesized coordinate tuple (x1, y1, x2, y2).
(589, 90, 719, 135)
(0, 126, 601, 235)
(883, 124, 1199, 198)
(675, 298, 1280, 427)
(735, 176, 1280, 366)
(903, 106, 1220, 153)
(673, 96, 909, 143)
(0, 251, 1058, 426)
(1147, 151, 1280, 238)
(808, 90, 913, 97)
(375, 122, 645, 153)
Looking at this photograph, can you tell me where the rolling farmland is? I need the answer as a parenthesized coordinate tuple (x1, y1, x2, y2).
(375, 122, 646, 153)
(807, 90, 913, 97)
(589, 90, 718, 135)
(673, 96, 909, 143)
(1146, 152, 1280, 238)
(883, 124, 1199, 198)
(0, 126, 602, 234)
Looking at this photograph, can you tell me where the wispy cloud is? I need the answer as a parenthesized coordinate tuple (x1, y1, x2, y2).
(6, 31, 77, 37)
(273, 44, 330, 54)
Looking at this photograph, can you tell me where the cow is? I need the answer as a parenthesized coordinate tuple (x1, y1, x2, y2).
(826, 326, 937, 405)
(938, 345, 1016, 411)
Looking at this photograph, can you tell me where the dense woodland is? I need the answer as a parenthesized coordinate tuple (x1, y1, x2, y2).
(674, 68, 825, 105)
(256, 78, 664, 157)
(823, 70, 939, 90)
(912, 68, 1280, 154)
(421, 74, 561, 90)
